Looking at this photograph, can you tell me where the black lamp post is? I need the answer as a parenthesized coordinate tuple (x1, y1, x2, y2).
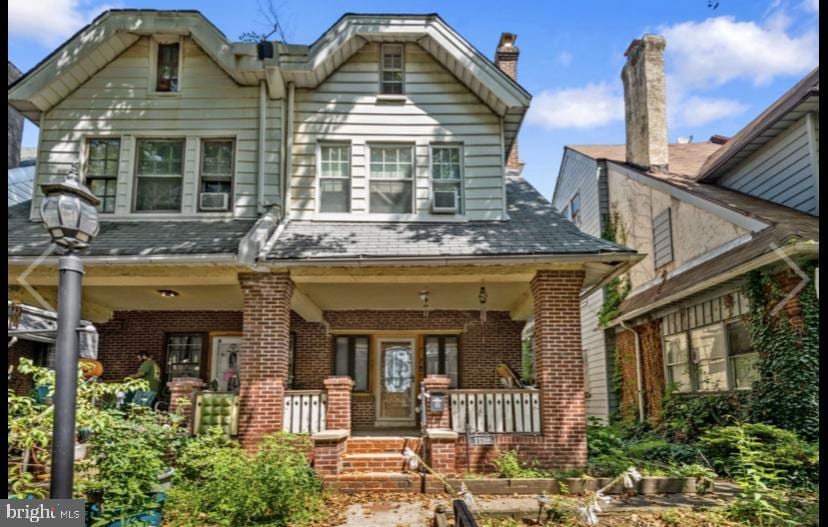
(39, 164, 100, 499)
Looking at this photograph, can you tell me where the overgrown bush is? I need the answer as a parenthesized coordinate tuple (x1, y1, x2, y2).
(659, 387, 749, 442)
(699, 423, 818, 491)
(490, 449, 549, 478)
(165, 429, 323, 527)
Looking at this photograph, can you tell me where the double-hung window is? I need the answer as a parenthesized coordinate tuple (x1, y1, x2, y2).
(86, 138, 120, 213)
(425, 336, 459, 388)
(319, 143, 351, 213)
(199, 139, 234, 211)
(369, 145, 414, 213)
(135, 139, 184, 212)
(431, 145, 463, 213)
(727, 319, 760, 389)
(664, 333, 691, 392)
(690, 324, 728, 392)
(380, 44, 404, 95)
(156, 43, 180, 92)
(333, 336, 370, 392)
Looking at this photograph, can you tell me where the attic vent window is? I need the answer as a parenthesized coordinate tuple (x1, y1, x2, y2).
(653, 208, 674, 268)
(156, 43, 180, 92)
(380, 43, 404, 95)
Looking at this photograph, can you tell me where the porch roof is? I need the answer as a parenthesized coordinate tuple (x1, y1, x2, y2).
(266, 176, 634, 261)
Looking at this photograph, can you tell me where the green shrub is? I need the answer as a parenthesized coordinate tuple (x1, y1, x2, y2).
(698, 423, 818, 490)
(659, 387, 749, 442)
(490, 449, 549, 478)
(165, 429, 323, 527)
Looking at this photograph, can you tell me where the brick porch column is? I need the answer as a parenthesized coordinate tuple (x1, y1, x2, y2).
(238, 272, 294, 450)
(422, 375, 452, 429)
(167, 376, 205, 433)
(323, 376, 354, 432)
(530, 270, 587, 468)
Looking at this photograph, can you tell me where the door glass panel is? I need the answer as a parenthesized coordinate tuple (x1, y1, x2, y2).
(380, 342, 413, 419)
(354, 337, 369, 392)
(445, 337, 459, 388)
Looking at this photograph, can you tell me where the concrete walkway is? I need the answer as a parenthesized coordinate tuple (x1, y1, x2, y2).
(330, 482, 741, 526)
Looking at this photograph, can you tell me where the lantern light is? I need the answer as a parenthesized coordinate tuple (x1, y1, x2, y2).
(39, 164, 100, 251)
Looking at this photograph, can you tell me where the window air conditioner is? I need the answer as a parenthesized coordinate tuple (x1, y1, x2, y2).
(431, 190, 459, 214)
(199, 192, 230, 211)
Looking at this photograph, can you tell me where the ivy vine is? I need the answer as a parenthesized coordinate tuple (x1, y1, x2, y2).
(598, 213, 630, 327)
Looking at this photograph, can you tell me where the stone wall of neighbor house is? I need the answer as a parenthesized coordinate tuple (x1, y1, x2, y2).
(94, 310, 243, 382)
(8, 338, 38, 394)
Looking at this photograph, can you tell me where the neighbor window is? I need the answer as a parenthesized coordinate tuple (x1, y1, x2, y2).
(569, 193, 581, 225)
(86, 138, 120, 213)
(690, 323, 728, 392)
(334, 336, 370, 392)
(156, 43, 180, 92)
(653, 208, 674, 268)
(380, 44, 404, 94)
(727, 319, 760, 390)
(369, 145, 413, 213)
(199, 139, 234, 211)
(664, 333, 691, 392)
(319, 143, 351, 213)
(135, 139, 184, 212)
(431, 145, 463, 213)
(562, 204, 571, 220)
(425, 336, 459, 388)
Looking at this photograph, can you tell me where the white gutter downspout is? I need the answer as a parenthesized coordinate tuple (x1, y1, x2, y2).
(283, 82, 295, 218)
(620, 320, 646, 422)
(258, 80, 267, 214)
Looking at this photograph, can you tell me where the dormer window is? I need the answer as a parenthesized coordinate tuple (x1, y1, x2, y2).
(380, 44, 404, 95)
(569, 193, 581, 225)
(155, 42, 180, 92)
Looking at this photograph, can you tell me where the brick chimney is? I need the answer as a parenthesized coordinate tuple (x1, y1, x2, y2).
(495, 32, 521, 171)
(621, 35, 668, 172)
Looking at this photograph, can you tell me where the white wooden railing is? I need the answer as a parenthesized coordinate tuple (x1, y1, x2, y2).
(282, 390, 327, 434)
(449, 389, 541, 434)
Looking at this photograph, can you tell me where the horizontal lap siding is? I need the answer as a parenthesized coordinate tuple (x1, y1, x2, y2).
(34, 37, 281, 219)
(718, 118, 817, 215)
(292, 43, 504, 219)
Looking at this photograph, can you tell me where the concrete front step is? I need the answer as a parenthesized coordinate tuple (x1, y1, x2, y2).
(323, 472, 421, 493)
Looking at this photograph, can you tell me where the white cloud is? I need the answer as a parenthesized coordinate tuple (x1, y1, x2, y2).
(526, 82, 624, 129)
(8, 0, 113, 45)
(674, 96, 749, 127)
(802, 0, 819, 13)
(661, 15, 818, 89)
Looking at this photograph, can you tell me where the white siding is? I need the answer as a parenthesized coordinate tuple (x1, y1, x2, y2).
(718, 116, 817, 216)
(552, 150, 603, 236)
(581, 289, 612, 420)
(291, 42, 505, 220)
(32, 36, 281, 219)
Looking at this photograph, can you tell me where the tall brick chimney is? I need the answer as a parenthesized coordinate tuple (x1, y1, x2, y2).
(495, 32, 521, 171)
(621, 35, 668, 172)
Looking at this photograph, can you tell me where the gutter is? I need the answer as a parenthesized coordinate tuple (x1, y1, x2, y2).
(580, 255, 643, 298)
(620, 321, 646, 423)
(9, 253, 239, 266)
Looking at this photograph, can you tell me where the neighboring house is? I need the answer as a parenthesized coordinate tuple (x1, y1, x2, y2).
(553, 35, 819, 423)
(7, 10, 640, 482)
(8, 61, 23, 169)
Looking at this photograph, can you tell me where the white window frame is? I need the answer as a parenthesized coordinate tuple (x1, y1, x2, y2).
(132, 138, 186, 213)
(198, 138, 235, 212)
(690, 322, 729, 393)
(725, 319, 760, 391)
(149, 36, 184, 95)
(663, 332, 691, 393)
(367, 143, 415, 215)
(569, 193, 581, 225)
(83, 137, 121, 214)
(429, 143, 464, 215)
(316, 141, 352, 214)
(379, 43, 405, 95)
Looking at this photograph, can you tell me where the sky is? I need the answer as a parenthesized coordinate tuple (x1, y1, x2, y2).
(8, 0, 820, 198)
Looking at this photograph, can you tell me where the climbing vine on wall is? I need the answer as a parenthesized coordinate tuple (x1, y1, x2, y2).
(598, 213, 631, 327)
(743, 264, 819, 440)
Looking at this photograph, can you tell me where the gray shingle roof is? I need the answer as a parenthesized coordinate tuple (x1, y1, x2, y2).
(8, 201, 256, 258)
(266, 176, 632, 261)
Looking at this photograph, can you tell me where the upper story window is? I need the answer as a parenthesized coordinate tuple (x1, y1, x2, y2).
(562, 204, 571, 220)
(135, 139, 184, 212)
(653, 208, 674, 268)
(369, 144, 414, 213)
(156, 43, 180, 92)
(85, 138, 120, 213)
(431, 145, 463, 214)
(199, 139, 234, 212)
(333, 335, 370, 392)
(664, 319, 759, 394)
(380, 44, 404, 95)
(425, 336, 459, 388)
(569, 193, 581, 225)
(319, 143, 351, 213)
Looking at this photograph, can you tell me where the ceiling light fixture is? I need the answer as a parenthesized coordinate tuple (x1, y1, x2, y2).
(157, 289, 179, 298)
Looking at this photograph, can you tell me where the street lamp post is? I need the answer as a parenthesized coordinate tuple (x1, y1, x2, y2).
(39, 164, 100, 499)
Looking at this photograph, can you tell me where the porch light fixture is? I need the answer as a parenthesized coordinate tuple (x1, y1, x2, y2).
(420, 288, 429, 318)
(478, 282, 488, 324)
(157, 289, 180, 298)
(38, 163, 100, 499)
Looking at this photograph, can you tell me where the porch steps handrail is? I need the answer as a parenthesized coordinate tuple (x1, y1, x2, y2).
(448, 389, 541, 434)
(283, 390, 327, 434)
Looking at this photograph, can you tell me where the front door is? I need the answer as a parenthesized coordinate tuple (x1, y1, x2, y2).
(210, 335, 242, 392)
(375, 338, 416, 426)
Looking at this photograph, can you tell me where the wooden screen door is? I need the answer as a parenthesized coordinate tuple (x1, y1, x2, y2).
(375, 338, 417, 426)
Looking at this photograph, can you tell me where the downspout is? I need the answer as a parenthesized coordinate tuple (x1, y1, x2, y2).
(619, 321, 645, 422)
(283, 82, 295, 218)
(258, 80, 267, 214)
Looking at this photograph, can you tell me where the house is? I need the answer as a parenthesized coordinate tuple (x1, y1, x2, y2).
(8, 61, 24, 169)
(552, 35, 819, 424)
(7, 10, 640, 484)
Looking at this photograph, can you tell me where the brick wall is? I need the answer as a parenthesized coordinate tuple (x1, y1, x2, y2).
(95, 310, 242, 382)
(8, 339, 37, 394)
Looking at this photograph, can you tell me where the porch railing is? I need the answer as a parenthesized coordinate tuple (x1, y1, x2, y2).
(283, 390, 327, 434)
(449, 389, 541, 434)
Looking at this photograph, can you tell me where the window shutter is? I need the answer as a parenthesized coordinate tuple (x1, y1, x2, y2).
(653, 208, 674, 268)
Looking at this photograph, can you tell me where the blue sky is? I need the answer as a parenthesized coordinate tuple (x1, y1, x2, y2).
(9, 0, 819, 198)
